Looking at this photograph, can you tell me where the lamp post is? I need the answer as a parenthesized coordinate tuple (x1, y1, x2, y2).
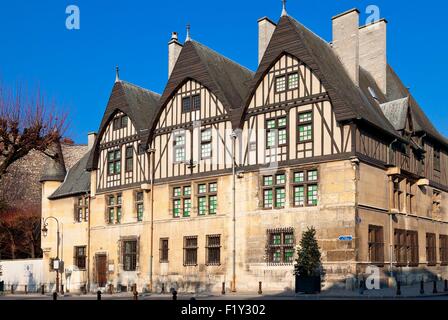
(230, 130, 238, 292)
(42, 216, 61, 293)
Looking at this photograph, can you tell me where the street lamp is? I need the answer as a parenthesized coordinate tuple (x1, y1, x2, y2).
(42, 216, 61, 293)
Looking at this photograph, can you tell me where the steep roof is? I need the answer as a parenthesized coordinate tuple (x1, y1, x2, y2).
(87, 80, 160, 170)
(244, 15, 400, 138)
(49, 150, 91, 200)
(40, 143, 67, 182)
(386, 65, 448, 146)
(149, 40, 254, 141)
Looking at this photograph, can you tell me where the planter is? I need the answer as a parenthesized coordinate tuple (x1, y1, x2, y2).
(295, 275, 321, 294)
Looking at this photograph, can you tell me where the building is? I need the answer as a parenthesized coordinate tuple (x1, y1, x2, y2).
(41, 6, 448, 294)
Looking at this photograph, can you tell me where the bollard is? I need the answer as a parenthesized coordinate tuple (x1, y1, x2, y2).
(109, 284, 113, 295)
(445, 279, 448, 292)
(11, 284, 14, 294)
(433, 280, 438, 294)
(221, 282, 225, 295)
(172, 290, 177, 301)
(161, 283, 165, 294)
(396, 281, 401, 296)
(53, 292, 58, 300)
(133, 291, 138, 300)
(258, 282, 262, 295)
(420, 280, 424, 294)
(359, 280, 364, 295)
(25, 285, 28, 295)
(61, 284, 64, 295)
(41, 284, 45, 295)
(97, 290, 102, 300)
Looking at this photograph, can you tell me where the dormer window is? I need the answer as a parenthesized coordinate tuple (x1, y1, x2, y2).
(182, 94, 201, 113)
(107, 150, 121, 175)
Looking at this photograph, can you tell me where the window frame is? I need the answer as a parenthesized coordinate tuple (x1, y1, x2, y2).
(200, 128, 212, 160)
(106, 193, 123, 224)
(113, 115, 128, 131)
(206, 234, 221, 266)
(266, 228, 295, 265)
(426, 233, 437, 266)
(440, 235, 448, 266)
(183, 236, 198, 266)
(172, 184, 191, 218)
(368, 225, 384, 266)
(297, 111, 313, 143)
(291, 168, 319, 207)
(159, 238, 169, 263)
(74, 196, 89, 223)
(262, 173, 286, 209)
(125, 146, 134, 173)
(107, 149, 121, 176)
(275, 72, 300, 93)
(135, 190, 144, 222)
(181, 94, 201, 113)
(197, 182, 218, 216)
(74, 246, 87, 270)
(173, 132, 186, 164)
(122, 239, 137, 271)
(265, 116, 288, 149)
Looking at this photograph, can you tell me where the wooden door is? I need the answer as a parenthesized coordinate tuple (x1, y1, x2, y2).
(96, 254, 107, 287)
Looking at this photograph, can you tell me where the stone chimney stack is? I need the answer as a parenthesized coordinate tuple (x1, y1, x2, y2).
(332, 9, 360, 86)
(168, 32, 183, 78)
(258, 17, 276, 64)
(359, 19, 388, 95)
(88, 132, 97, 150)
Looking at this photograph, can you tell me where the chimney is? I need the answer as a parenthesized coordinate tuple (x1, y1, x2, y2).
(88, 132, 97, 150)
(168, 32, 183, 78)
(332, 9, 360, 86)
(359, 19, 388, 95)
(258, 17, 276, 64)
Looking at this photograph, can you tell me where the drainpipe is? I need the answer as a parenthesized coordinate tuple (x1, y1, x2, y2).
(387, 139, 398, 279)
(87, 192, 91, 293)
(148, 148, 156, 292)
(230, 131, 238, 292)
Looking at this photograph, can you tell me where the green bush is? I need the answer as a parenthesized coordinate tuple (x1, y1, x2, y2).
(294, 227, 322, 277)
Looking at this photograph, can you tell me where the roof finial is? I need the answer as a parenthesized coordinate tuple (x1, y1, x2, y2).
(115, 66, 120, 82)
(186, 23, 191, 42)
(281, 0, 288, 16)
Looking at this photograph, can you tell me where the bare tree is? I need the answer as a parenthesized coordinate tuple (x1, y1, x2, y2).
(0, 83, 67, 180)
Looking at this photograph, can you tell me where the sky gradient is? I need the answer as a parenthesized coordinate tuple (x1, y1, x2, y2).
(0, 0, 446, 143)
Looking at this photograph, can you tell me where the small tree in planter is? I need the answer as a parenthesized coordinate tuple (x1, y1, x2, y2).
(294, 227, 322, 294)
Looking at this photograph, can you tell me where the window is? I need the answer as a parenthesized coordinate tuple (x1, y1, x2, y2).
(182, 97, 191, 113)
(407, 230, 419, 266)
(197, 182, 218, 215)
(135, 191, 144, 222)
(106, 193, 122, 224)
(173, 133, 186, 163)
(440, 235, 448, 265)
(288, 73, 299, 89)
(183, 236, 198, 266)
(266, 229, 295, 264)
(275, 76, 286, 92)
(434, 147, 441, 172)
(74, 246, 86, 270)
(262, 173, 286, 209)
(107, 150, 121, 175)
(405, 180, 415, 214)
(276, 73, 299, 92)
(393, 178, 404, 212)
(292, 169, 318, 207)
(298, 112, 313, 142)
(74, 196, 89, 222)
(394, 229, 407, 266)
(368, 225, 384, 265)
(200, 129, 212, 159)
(125, 146, 133, 172)
(122, 240, 137, 271)
(172, 185, 191, 218)
(160, 238, 169, 263)
(266, 117, 287, 148)
(206, 235, 221, 265)
(432, 190, 441, 216)
(426, 233, 437, 266)
(113, 115, 128, 130)
(192, 94, 201, 111)
(182, 95, 201, 113)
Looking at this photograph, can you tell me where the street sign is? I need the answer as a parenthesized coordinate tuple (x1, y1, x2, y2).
(338, 235, 353, 241)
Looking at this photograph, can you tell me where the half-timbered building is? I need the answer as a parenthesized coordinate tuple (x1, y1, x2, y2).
(41, 6, 448, 293)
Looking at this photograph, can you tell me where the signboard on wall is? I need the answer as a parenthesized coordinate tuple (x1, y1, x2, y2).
(338, 235, 353, 241)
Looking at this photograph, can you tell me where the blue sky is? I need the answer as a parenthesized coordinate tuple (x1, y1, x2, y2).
(0, 0, 446, 143)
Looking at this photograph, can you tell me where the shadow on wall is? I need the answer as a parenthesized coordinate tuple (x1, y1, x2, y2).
(153, 279, 216, 294)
